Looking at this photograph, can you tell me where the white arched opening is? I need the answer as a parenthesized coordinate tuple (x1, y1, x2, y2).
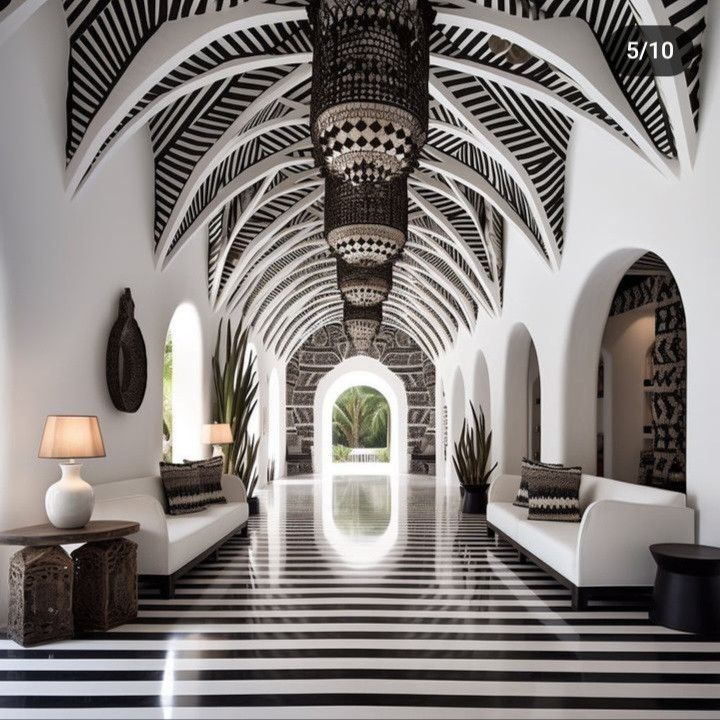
(164, 303, 203, 463)
(267, 367, 280, 479)
(502, 322, 538, 474)
(313, 356, 409, 476)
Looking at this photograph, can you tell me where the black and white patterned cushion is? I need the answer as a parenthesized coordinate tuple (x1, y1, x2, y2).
(526, 464, 583, 523)
(159, 462, 206, 516)
(513, 459, 562, 508)
(184, 456, 226, 506)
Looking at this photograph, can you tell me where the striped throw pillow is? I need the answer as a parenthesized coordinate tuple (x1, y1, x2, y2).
(526, 464, 583, 522)
(184, 456, 227, 506)
(513, 459, 562, 508)
(159, 462, 206, 515)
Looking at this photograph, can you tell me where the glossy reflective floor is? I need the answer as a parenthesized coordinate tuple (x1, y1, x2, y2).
(2, 473, 720, 718)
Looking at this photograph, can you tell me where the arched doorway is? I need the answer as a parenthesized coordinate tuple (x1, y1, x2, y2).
(162, 303, 203, 463)
(597, 252, 686, 489)
(563, 248, 687, 486)
(313, 356, 409, 476)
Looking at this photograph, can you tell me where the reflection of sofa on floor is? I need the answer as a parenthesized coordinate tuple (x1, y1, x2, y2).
(487, 473, 694, 609)
(91, 474, 248, 597)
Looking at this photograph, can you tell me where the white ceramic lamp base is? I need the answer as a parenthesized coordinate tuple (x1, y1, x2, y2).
(45, 462, 95, 529)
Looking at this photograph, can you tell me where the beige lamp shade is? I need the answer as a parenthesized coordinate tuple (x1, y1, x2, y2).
(201, 423, 233, 445)
(38, 415, 106, 459)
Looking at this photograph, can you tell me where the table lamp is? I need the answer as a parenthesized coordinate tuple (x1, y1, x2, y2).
(38, 415, 106, 529)
(201, 422, 233, 457)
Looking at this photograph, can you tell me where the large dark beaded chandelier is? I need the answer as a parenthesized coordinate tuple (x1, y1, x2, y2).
(325, 174, 408, 266)
(343, 302, 383, 353)
(308, 0, 434, 352)
(337, 258, 393, 306)
(308, 0, 435, 184)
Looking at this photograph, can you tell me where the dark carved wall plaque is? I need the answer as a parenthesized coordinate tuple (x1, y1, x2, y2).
(106, 289, 147, 413)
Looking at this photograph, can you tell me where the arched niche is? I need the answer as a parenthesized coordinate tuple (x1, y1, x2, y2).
(595, 252, 686, 489)
(163, 302, 203, 463)
(501, 322, 540, 474)
(448, 367, 466, 481)
(313, 356, 409, 476)
(563, 248, 687, 480)
(472, 350, 491, 426)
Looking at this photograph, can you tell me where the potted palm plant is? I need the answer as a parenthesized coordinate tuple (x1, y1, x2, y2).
(212, 319, 261, 515)
(452, 402, 497, 514)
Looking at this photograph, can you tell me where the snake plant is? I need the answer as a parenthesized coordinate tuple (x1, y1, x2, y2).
(452, 401, 497, 495)
(212, 319, 260, 499)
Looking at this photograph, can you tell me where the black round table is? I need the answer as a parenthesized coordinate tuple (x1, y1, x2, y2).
(650, 543, 720, 635)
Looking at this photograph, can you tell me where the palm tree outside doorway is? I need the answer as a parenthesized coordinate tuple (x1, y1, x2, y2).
(332, 386, 391, 462)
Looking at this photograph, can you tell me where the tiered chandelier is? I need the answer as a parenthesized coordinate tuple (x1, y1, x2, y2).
(308, 0, 434, 352)
(337, 258, 393, 306)
(325, 174, 408, 266)
(343, 303, 384, 353)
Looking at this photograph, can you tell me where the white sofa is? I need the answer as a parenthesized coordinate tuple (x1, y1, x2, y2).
(487, 473, 695, 609)
(91, 473, 248, 597)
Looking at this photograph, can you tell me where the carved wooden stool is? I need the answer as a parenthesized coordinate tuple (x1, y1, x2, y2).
(7, 546, 74, 646)
(72, 538, 138, 631)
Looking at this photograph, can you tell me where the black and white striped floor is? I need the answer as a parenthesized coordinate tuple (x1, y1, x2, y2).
(1, 474, 719, 718)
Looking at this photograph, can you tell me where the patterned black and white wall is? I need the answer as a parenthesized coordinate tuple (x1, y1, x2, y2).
(286, 324, 435, 475)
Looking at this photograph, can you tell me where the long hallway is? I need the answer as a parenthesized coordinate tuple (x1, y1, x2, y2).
(1, 474, 719, 718)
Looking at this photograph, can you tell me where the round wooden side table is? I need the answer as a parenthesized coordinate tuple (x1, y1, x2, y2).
(650, 543, 720, 635)
(0, 520, 139, 646)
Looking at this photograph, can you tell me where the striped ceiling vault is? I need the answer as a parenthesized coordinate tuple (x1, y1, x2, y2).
(0, 0, 708, 359)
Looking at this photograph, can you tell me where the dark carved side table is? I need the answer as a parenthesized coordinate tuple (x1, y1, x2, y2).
(0, 520, 139, 646)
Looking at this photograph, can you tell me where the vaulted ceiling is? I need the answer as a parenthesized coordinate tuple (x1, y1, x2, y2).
(0, 0, 709, 359)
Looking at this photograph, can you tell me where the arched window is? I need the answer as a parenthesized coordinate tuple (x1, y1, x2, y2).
(162, 303, 203, 463)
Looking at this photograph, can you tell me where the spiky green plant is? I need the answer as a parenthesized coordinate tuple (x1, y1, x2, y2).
(452, 402, 497, 494)
(332, 444, 352, 462)
(212, 319, 260, 498)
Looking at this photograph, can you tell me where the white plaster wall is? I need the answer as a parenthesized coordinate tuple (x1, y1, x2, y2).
(0, 4, 220, 614)
(437, 1, 720, 545)
(601, 306, 656, 484)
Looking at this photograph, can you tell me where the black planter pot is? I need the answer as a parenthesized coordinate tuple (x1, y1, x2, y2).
(248, 495, 260, 516)
(461, 488, 487, 514)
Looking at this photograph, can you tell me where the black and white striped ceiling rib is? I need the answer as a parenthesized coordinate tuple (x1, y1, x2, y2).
(2, 0, 708, 356)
